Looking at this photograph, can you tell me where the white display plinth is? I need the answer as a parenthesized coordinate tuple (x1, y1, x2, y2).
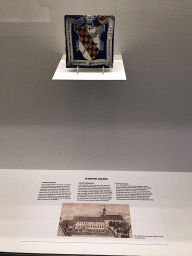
(52, 55, 126, 80)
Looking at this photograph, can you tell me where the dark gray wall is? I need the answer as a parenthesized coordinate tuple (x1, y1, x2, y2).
(0, 0, 192, 171)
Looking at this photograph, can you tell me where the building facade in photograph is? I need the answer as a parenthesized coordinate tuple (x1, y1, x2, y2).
(59, 205, 132, 238)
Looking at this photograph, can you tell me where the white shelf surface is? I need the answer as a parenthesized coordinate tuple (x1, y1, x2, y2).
(52, 55, 127, 80)
(0, 169, 192, 256)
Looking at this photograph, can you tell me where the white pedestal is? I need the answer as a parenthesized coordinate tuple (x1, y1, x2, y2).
(52, 55, 126, 80)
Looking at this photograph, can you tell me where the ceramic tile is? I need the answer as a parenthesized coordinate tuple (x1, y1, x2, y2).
(65, 15, 115, 68)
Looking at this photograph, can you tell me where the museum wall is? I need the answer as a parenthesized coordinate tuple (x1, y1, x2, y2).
(0, 0, 192, 172)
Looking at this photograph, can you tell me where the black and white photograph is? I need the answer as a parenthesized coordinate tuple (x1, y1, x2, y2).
(57, 203, 132, 238)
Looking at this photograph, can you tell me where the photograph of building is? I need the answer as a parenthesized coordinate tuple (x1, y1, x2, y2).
(57, 203, 132, 238)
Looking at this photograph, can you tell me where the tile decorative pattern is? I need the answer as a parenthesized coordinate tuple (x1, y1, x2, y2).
(65, 15, 115, 68)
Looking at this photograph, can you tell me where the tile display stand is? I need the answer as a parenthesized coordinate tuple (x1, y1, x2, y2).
(52, 55, 126, 80)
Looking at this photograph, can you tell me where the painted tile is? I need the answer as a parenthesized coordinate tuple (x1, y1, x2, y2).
(65, 15, 115, 68)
